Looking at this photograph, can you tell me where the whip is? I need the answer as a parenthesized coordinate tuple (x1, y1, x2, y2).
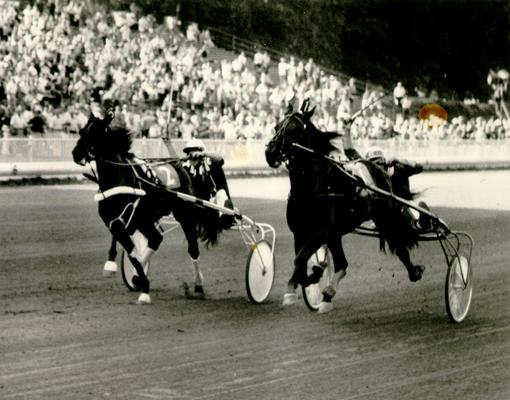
(346, 91, 391, 124)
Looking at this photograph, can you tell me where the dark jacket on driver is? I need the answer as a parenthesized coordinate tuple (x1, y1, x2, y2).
(388, 159, 423, 200)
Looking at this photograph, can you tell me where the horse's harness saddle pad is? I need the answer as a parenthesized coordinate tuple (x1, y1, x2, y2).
(152, 164, 181, 189)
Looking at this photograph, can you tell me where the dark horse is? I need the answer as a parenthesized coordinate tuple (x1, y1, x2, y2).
(102, 139, 235, 290)
(72, 113, 231, 304)
(265, 101, 424, 313)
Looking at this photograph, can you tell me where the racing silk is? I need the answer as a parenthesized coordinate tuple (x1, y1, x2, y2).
(343, 147, 381, 197)
(387, 159, 423, 200)
(181, 153, 231, 202)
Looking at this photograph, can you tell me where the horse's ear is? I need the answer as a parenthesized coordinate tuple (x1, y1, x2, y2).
(303, 105, 316, 121)
(285, 103, 293, 115)
(300, 98, 310, 113)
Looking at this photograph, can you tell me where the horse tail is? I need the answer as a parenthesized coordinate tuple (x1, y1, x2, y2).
(361, 161, 420, 254)
(194, 197, 234, 248)
(195, 209, 224, 247)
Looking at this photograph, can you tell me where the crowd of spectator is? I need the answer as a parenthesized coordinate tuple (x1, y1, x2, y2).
(0, 0, 508, 143)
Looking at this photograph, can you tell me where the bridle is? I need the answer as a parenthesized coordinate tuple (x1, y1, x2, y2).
(269, 112, 307, 164)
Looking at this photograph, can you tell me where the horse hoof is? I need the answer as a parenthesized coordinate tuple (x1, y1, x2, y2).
(102, 260, 117, 277)
(182, 282, 206, 300)
(318, 301, 334, 314)
(136, 293, 151, 305)
(194, 285, 206, 300)
(282, 293, 299, 306)
(409, 265, 425, 282)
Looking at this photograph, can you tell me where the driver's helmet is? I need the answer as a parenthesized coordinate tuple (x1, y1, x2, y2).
(365, 146, 386, 163)
(183, 138, 206, 155)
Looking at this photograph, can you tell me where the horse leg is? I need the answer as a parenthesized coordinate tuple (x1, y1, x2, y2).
(179, 217, 205, 299)
(122, 220, 163, 304)
(396, 245, 425, 282)
(283, 231, 325, 305)
(103, 236, 118, 277)
(317, 237, 349, 314)
(135, 221, 163, 266)
(281, 231, 305, 304)
(115, 232, 151, 304)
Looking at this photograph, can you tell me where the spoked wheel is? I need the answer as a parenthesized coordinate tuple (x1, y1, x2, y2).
(245, 239, 275, 304)
(120, 231, 150, 292)
(445, 254, 473, 323)
(303, 246, 334, 311)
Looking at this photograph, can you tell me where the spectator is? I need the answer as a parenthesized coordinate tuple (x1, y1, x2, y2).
(10, 105, 28, 136)
(0, 105, 10, 132)
(178, 111, 195, 140)
(0, 0, 503, 145)
(393, 81, 406, 109)
(28, 105, 47, 135)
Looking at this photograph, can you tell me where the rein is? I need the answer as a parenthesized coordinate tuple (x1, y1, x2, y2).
(270, 113, 307, 163)
(272, 113, 306, 142)
(92, 155, 180, 168)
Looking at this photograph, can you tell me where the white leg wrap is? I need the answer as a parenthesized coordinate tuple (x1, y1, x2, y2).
(139, 247, 156, 267)
(282, 292, 299, 305)
(136, 293, 151, 305)
(318, 301, 334, 313)
(102, 260, 118, 277)
(190, 257, 203, 286)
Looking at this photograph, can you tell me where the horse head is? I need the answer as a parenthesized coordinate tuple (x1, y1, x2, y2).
(265, 101, 315, 168)
(72, 109, 132, 165)
(265, 100, 337, 169)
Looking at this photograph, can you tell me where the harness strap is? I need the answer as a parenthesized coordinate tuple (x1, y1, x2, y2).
(94, 186, 146, 202)
(108, 197, 141, 233)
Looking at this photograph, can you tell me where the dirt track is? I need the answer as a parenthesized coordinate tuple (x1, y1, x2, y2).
(0, 183, 509, 400)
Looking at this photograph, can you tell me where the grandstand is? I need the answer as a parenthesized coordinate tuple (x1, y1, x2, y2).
(0, 0, 508, 148)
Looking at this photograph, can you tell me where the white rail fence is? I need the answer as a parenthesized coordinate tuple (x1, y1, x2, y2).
(0, 138, 509, 177)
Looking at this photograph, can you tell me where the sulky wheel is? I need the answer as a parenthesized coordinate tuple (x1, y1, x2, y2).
(445, 254, 473, 323)
(245, 239, 275, 304)
(303, 246, 334, 311)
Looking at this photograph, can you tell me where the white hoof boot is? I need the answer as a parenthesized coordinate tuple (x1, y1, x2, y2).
(102, 260, 118, 277)
(282, 293, 299, 306)
(136, 293, 151, 305)
(318, 301, 334, 314)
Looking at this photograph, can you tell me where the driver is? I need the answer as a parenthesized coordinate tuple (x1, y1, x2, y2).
(365, 146, 432, 232)
(182, 138, 235, 228)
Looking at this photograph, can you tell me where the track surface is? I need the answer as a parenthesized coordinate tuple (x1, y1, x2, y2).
(1, 174, 509, 400)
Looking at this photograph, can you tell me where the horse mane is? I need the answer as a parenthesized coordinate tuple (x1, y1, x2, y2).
(106, 126, 133, 156)
(302, 119, 340, 156)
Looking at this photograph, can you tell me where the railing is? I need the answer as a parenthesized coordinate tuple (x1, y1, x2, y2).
(0, 138, 509, 179)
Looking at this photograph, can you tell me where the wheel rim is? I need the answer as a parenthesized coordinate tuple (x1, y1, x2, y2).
(446, 255, 472, 323)
(246, 240, 274, 303)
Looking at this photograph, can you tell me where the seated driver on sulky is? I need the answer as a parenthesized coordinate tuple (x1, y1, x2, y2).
(365, 146, 432, 232)
(181, 138, 236, 228)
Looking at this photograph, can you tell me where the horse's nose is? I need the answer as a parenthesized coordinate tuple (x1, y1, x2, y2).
(72, 143, 86, 165)
(265, 145, 281, 168)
